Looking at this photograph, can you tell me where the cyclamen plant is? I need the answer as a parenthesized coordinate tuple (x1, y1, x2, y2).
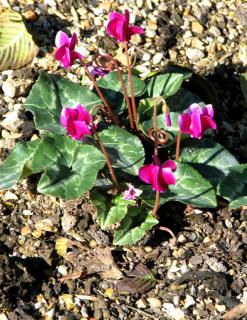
(0, 10, 243, 245)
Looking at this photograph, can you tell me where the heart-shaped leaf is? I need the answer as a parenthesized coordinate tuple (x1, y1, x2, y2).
(34, 134, 106, 200)
(180, 139, 239, 187)
(25, 73, 101, 134)
(218, 164, 247, 209)
(0, 133, 106, 200)
(99, 125, 145, 175)
(147, 73, 184, 98)
(113, 207, 158, 245)
(0, 9, 38, 71)
(98, 71, 146, 112)
(91, 191, 132, 229)
(141, 163, 217, 208)
(0, 139, 41, 189)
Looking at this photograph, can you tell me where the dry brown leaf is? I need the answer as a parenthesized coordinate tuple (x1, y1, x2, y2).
(85, 247, 123, 280)
(221, 303, 247, 320)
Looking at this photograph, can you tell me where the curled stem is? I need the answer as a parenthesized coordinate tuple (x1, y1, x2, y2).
(83, 61, 119, 125)
(124, 42, 137, 129)
(93, 129, 121, 192)
(175, 131, 181, 161)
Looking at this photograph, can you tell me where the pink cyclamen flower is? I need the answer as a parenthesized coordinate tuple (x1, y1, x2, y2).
(55, 31, 83, 68)
(139, 157, 177, 193)
(107, 9, 144, 43)
(122, 184, 142, 200)
(164, 113, 172, 127)
(60, 104, 93, 140)
(179, 103, 217, 139)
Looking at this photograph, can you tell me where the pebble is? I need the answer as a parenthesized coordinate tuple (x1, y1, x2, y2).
(147, 297, 162, 309)
(142, 53, 151, 62)
(186, 48, 205, 61)
(162, 303, 185, 320)
(61, 212, 77, 232)
(136, 298, 147, 309)
(1, 110, 23, 132)
(3, 191, 18, 201)
(191, 21, 204, 34)
(177, 234, 186, 243)
(152, 52, 163, 64)
(184, 295, 196, 309)
(215, 304, 226, 313)
(2, 80, 16, 98)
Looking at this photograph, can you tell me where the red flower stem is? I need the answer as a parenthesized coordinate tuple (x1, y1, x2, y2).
(153, 97, 159, 157)
(83, 61, 119, 125)
(158, 226, 176, 242)
(93, 130, 121, 192)
(175, 131, 182, 161)
(152, 190, 160, 217)
(124, 42, 137, 129)
(112, 58, 135, 130)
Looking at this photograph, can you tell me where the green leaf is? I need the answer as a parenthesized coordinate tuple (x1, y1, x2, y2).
(180, 139, 239, 187)
(91, 191, 135, 229)
(0, 9, 38, 71)
(141, 163, 217, 208)
(147, 73, 185, 98)
(35, 134, 106, 200)
(113, 208, 158, 245)
(99, 125, 145, 175)
(218, 164, 247, 209)
(98, 71, 146, 112)
(240, 73, 247, 107)
(138, 88, 203, 142)
(25, 73, 101, 134)
(0, 139, 41, 189)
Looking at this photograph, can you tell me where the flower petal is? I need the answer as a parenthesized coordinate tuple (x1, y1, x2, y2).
(190, 111, 202, 138)
(202, 104, 214, 117)
(61, 47, 71, 68)
(109, 11, 125, 22)
(55, 31, 69, 48)
(188, 103, 203, 114)
(159, 167, 176, 192)
(106, 19, 119, 38)
(69, 32, 77, 50)
(139, 164, 161, 191)
(124, 9, 130, 26)
(60, 107, 77, 127)
(201, 116, 217, 132)
(164, 113, 172, 127)
(54, 46, 65, 62)
(178, 113, 191, 134)
(162, 160, 177, 171)
(127, 26, 144, 36)
(73, 121, 92, 140)
(71, 51, 84, 63)
(116, 20, 125, 42)
(76, 104, 92, 125)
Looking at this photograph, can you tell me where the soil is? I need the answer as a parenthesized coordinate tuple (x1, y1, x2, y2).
(0, 1, 247, 320)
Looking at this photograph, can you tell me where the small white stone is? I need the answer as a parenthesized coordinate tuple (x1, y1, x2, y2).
(186, 48, 205, 61)
(136, 298, 147, 309)
(152, 53, 163, 64)
(1, 110, 23, 132)
(61, 212, 77, 232)
(23, 209, 32, 216)
(215, 304, 226, 313)
(147, 297, 162, 309)
(142, 53, 151, 62)
(3, 191, 18, 201)
(2, 80, 16, 98)
(184, 295, 196, 309)
(162, 303, 185, 320)
(177, 234, 187, 243)
(57, 265, 68, 276)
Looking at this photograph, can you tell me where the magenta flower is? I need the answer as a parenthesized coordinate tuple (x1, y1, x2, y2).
(87, 64, 108, 77)
(139, 157, 177, 193)
(55, 31, 83, 68)
(179, 103, 217, 139)
(107, 9, 144, 43)
(60, 104, 93, 140)
(122, 184, 142, 200)
(164, 113, 172, 127)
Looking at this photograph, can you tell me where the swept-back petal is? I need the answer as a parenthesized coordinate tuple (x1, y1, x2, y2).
(201, 116, 217, 131)
(54, 46, 65, 61)
(71, 51, 84, 62)
(116, 20, 125, 42)
(179, 113, 191, 134)
(106, 19, 119, 38)
(139, 164, 160, 191)
(73, 121, 92, 140)
(162, 160, 177, 171)
(69, 32, 77, 50)
(124, 9, 130, 26)
(159, 167, 176, 192)
(202, 104, 214, 117)
(76, 105, 92, 125)
(190, 111, 202, 138)
(127, 26, 144, 36)
(60, 107, 77, 127)
(188, 103, 203, 114)
(55, 31, 69, 48)
(109, 11, 125, 22)
(61, 47, 71, 68)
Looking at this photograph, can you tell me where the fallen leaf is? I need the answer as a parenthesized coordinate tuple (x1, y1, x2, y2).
(221, 303, 247, 320)
(116, 264, 156, 294)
